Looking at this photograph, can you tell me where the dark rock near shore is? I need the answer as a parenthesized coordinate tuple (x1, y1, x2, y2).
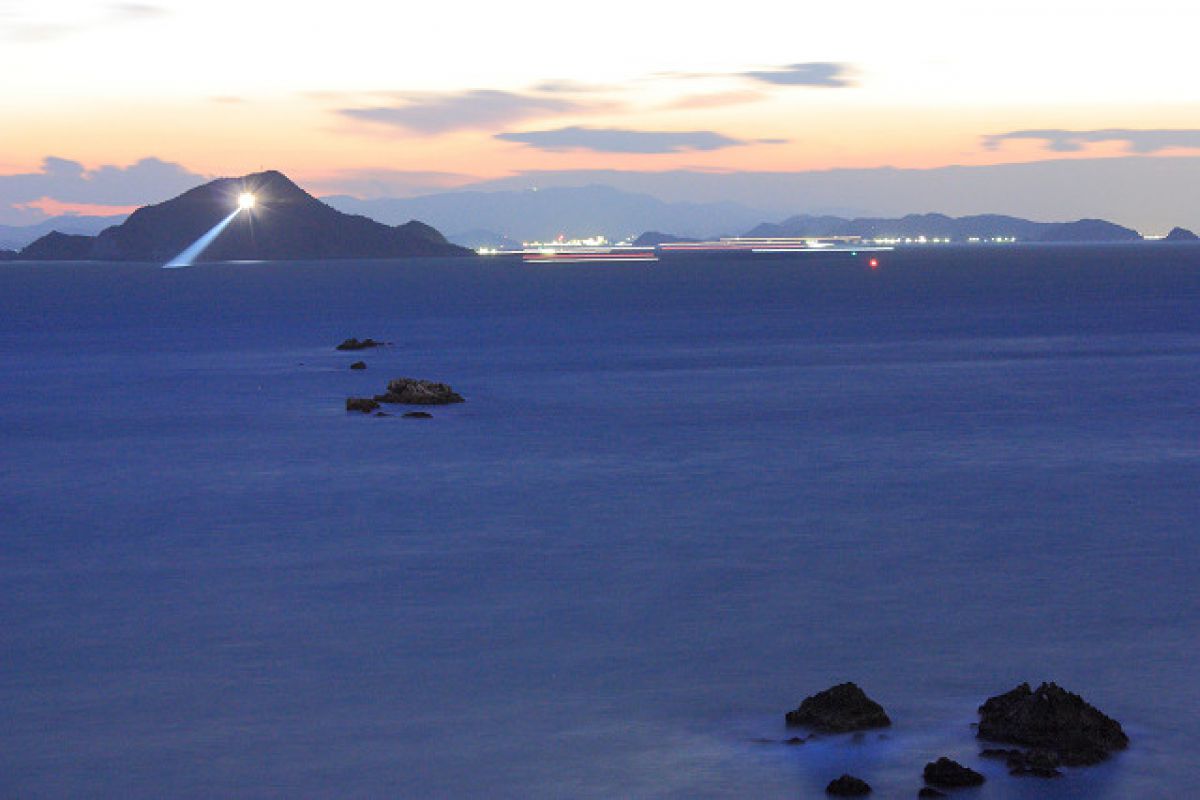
(402, 411, 433, 419)
(375, 377, 464, 405)
(349, 360, 367, 370)
(336, 338, 385, 351)
(826, 774, 871, 796)
(345, 397, 380, 413)
(923, 757, 985, 788)
(917, 789, 946, 798)
(786, 683, 891, 733)
(977, 682, 1128, 766)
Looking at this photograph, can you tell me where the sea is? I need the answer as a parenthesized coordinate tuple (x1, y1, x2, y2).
(2, 244, 1198, 798)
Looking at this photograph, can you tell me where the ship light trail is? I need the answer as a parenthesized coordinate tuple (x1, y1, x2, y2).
(163, 193, 254, 268)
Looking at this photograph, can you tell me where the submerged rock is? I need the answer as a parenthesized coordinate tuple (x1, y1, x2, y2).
(917, 788, 946, 798)
(923, 757, 984, 788)
(402, 411, 433, 419)
(825, 774, 871, 796)
(977, 682, 1128, 765)
(981, 747, 1062, 777)
(350, 360, 367, 370)
(345, 397, 380, 413)
(376, 377, 464, 405)
(785, 682, 891, 733)
(336, 337, 385, 351)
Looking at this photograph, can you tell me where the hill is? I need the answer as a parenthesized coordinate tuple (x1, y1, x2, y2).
(18, 171, 470, 262)
(0, 214, 127, 251)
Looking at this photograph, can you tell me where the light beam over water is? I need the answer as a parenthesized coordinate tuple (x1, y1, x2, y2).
(163, 208, 241, 268)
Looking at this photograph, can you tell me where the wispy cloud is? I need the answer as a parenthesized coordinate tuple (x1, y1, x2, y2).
(662, 62, 857, 89)
(495, 126, 750, 154)
(984, 129, 1200, 154)
(532, 79, 622, 95)
(1, 2, 166, 43)
(338, 90, 585, 135)
(740, 62, 855, 88)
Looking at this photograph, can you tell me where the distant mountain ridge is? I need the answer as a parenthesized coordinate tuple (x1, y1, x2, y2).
(743, 213, 1142, 242)
(0, 214, 127, 251)
(13, 171, 469, 262)
(323, 185, 772, 243)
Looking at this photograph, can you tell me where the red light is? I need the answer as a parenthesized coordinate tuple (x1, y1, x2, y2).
(869, 258, 879, 270)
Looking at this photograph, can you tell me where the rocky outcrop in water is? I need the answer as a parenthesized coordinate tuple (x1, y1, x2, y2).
(336, 338, 385, 351)
(923, 757, 984, 788)
(349, 361, 367, 370)
(785, 683, 890, 733)
(375, 377, 464, 405)
(977, 682, 1128, 766)
(402, 411, 433, 419)
(825, 774, 871, 795)
(345, 397, 380, 413)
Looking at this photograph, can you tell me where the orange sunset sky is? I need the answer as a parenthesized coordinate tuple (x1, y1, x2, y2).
(3, 0, 1199, 227)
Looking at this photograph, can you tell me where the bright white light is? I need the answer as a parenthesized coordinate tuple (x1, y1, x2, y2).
(237, 192, 255, 210)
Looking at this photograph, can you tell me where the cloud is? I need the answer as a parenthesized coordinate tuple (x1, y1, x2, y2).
(338, 90, 583, 135)
(663, 62, 857, 88)
(740, 62, 855, 87)
(984, 129, 1200, 154)
(1, 2, 166, 43)
(532, 80, 622, 94)
(494, 126, 750, 154)
(0, 156, 205, 224)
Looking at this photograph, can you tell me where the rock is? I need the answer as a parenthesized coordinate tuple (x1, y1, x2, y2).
(977, 682, 1128, 765)
(917, 789, 946, 798)
(923, 757, 984, 788)
(1009, 750, 1062, 778)
(376, 377, 465, 405)
(825, 774, 871, 796)
(402, 411, 433, 419)
(374, 412, 391, 417)
(1163, 226, 1199, 242)
(336, 338, 385, 351)
(345, 397, 380, 413)
(350, 361, 367, 370)
(785, 683, 891, 733)
(980, 747, 1061, 778)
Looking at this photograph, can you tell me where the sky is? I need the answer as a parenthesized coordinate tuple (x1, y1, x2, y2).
(2, 0, 1199, 229)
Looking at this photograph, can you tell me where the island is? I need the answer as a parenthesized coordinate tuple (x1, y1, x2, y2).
(15, 170, 472, 262)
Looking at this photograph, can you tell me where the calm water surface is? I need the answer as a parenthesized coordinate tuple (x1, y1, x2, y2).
(2, 246, 1198, 797)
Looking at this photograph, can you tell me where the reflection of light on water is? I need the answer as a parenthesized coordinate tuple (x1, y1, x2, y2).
(164, 209, 241, 268)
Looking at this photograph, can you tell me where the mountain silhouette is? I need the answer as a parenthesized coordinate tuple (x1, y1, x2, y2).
(742, 213, 1141, 242)
(19, 170, 470, 262)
